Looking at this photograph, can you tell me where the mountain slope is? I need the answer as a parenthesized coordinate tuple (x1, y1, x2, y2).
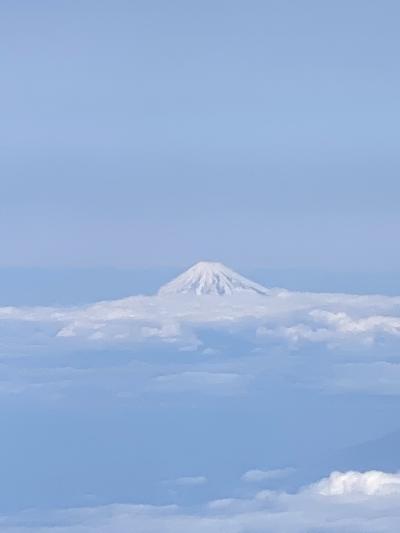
(158, 261, 270, 296)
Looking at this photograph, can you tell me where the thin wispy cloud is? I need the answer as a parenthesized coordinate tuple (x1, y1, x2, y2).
(241, 467, 295, 483)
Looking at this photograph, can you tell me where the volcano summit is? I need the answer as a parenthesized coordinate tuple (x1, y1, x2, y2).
(158, 261, 270, 296)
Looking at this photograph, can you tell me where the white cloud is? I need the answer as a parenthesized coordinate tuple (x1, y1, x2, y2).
(2, 289, 400, 398)
(242, 467, 295, 483)
(3, 470, 400, 532)
(309, 470, 400, 497)
(1, 289, 400, 351)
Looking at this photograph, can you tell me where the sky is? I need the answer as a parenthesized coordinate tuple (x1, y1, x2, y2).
(2, 3, 400, 532)
(1, 0, 400, 272)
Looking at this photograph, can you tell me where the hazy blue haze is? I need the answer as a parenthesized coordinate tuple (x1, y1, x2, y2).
(1, 0, 400, 271)
(1, 2, 400, 532)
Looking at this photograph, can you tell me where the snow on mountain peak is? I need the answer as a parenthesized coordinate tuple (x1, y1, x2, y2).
(158, 261, 270, 296)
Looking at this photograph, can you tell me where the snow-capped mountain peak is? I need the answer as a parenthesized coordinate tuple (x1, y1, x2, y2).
(158, 261, 270, 296)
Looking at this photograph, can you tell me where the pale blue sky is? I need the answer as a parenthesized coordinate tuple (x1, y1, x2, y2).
(2, 4, 400, 529)
(1, 0, 399, 270)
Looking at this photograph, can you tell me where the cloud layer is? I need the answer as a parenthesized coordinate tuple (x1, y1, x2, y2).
(3, 470, 400, 532)
(1, 288, 400, 399)
(1, 288, 400, 350)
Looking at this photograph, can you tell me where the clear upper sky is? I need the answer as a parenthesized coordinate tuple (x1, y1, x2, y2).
(1, 0, 399, 269)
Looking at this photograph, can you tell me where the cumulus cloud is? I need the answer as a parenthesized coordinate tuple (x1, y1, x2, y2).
(3, 470, 400, 532)
(1, 288, 400, 351)
(1, 289, 400, 398)
(310, 470, 400, 497)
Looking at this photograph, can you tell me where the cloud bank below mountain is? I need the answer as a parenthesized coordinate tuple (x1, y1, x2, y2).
(1, 283, 400, 350)
(1, 262, 400, 399)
